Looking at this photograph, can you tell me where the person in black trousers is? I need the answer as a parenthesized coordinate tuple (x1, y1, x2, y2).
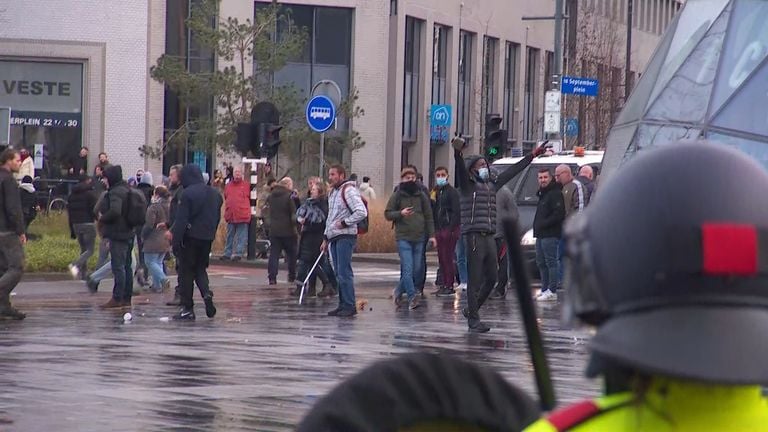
(170, 164, 223, 320)
(66, 175, 99, 279)
(266, 178, 298, 285)
(293, 182, 329, 297)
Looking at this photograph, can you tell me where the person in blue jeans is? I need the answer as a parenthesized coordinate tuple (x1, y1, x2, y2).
(455, 237, 468, 290)
(322, 165, 368, 318)
(222, 168, 251, 261)
(532, 169, 564, 301)
(385, 168, 436, 310)
(142, 186, 171, 293)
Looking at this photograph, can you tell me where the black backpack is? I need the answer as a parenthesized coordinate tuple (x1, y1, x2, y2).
(124, 188, 147, 227)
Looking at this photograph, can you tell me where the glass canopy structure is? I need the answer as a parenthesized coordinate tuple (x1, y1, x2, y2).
(601, 0, 768, 181)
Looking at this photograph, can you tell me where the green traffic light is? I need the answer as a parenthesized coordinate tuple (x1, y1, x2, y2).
(488, 147, 499, 156)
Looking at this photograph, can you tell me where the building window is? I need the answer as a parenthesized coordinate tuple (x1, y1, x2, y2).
(390, 0, 397, 16)
(482, 37, 498, 123)
(503, 42, 519, 141)
(457, 30, 474, 136)
(523, 47, 539, 141)
(163, 0, 215, 173)
(403, 16, 423, 141)
(432, 25, 449, 105)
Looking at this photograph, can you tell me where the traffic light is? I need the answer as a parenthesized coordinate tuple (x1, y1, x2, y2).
(259, 123, 283, 160)
(233, 102, 282, 160)
(484, 113, 507, 160)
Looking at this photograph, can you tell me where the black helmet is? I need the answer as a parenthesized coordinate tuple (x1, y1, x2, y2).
(565, 141, 768, 385)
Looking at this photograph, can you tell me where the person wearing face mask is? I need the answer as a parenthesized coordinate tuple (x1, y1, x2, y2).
(453, 138, 545, 332)
(430, 166, 461, 297)
(385, 168, 436, 310)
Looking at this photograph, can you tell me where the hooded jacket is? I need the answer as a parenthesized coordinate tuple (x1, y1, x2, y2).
(19, 181, 37, 224)
(385, 183, 435, 242)
(454, 151, 533, 235)
(98, 165, 134, 240)
(533, 180, 565, 238)
(67, 180, 98, 225)
(14, 154, 34, 181)
(359, 182, 377, 202)
(267, 184, 298, 237)
(142, 197, 170, 253)
(137, 172, 154, 208)
(0, 167, 24, 235)
(171, 164, 223, 250)
(224, 178, 251, 224)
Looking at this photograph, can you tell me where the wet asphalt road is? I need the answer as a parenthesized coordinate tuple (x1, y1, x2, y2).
(0, 262, 596, 431)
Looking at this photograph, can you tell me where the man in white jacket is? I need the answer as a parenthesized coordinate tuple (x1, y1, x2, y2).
(322, 164, 368, 318)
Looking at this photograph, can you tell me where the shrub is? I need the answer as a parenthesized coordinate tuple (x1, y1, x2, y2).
(26, 213, 98, 273)
(356, 200, 397, 253)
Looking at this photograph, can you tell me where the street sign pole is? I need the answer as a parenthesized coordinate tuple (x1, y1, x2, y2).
(310, 80, 341, 179)
(319, 132, 325, 178)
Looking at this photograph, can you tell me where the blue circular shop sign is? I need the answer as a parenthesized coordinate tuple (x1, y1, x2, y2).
(306, 95, 336, 133)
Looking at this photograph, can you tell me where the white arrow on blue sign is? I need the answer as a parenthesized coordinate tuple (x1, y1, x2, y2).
(306, 95, 336, 132)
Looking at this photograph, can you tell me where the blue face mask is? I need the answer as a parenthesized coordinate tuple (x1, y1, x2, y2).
(478, 167, 490, 180)
(436, 177, 448, 187)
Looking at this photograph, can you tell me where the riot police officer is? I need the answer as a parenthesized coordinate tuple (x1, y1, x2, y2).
(526, 142, 768, 430)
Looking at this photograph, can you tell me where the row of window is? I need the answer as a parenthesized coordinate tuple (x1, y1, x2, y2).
(402, 17, 546, 146)
(587, 0, 682, 35)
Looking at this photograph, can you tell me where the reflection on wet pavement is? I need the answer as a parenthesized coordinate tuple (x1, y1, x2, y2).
(0, 265, 597, 431)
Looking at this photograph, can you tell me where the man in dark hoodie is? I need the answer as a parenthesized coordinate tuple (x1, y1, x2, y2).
(170, 164, 223, 320)
(67, 175, 99, 279)
(97, 165, 135, 309)
(453, 138, 545, 332)
(0, 149, 27, 320)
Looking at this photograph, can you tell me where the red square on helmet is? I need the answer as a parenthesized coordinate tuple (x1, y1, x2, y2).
(702, 223, 758, 276)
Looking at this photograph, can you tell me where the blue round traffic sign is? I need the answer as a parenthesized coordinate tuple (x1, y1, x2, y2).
(306, 95, 336, 133)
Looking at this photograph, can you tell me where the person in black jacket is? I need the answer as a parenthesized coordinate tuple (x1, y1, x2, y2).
(453, 138, 545, 333)
(0, 149, 27, 320)
(67, 175, 98, 279)
(97, 165, 135, 309)
(431, 166, 461, 297)
(163, 164, 184, 306)
(170, 164, 223, 320)
(293, 182, 329, 297)
(267, 178, 298, 285)
(532, 168, 565, 302)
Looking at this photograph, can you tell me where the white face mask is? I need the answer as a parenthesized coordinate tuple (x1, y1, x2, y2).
(478, 167, 490, 180)
(151, 196, 161, 204)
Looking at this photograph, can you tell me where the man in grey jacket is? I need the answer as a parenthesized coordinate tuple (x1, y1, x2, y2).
(453, 138, 545, 332)
(321, 164, 368, 318)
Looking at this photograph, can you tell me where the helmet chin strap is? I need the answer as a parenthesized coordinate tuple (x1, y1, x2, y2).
(503, 217, 557, 411)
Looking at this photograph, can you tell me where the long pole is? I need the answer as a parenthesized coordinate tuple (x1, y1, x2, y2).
(625, 0, 634, 100)
(319, 132, 325, 178)
(553, 0, 564, 90)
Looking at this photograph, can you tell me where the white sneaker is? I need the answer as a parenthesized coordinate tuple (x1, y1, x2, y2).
(458, 283, 468, 291)
(536, 290, 557, 302)
(68, 264, 79, 278)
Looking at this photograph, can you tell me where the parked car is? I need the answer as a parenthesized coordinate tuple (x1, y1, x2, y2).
(491, 150, 603, 278)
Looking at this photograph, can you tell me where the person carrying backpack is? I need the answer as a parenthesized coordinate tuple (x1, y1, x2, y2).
(98, 165, 141, 309)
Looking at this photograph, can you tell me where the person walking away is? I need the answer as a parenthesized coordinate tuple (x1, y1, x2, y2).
(293, 182, 329, 297)
(430, 166, 461, 297)
(170, 164, 223, 320)
(142, 186, 171, 293)
(66, 175, 98, 279)
(322, 164, 368, 318)
(14, 148, 34, 181)
(97, 165, 136, 309)
(222, 167, 251, 261)
(490, 184, 519, 300)
(453, 138, 543, 332)
(267, 178, 299, 285)
(0, 149, 27, 320)
(385, 168, 436, 310)
(533, 168, 564, 302)
(164, 164, 184, 306)
(359, 176, 377, 202)
(134, 172, 155, 287)
(18, 176, 38, 233)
